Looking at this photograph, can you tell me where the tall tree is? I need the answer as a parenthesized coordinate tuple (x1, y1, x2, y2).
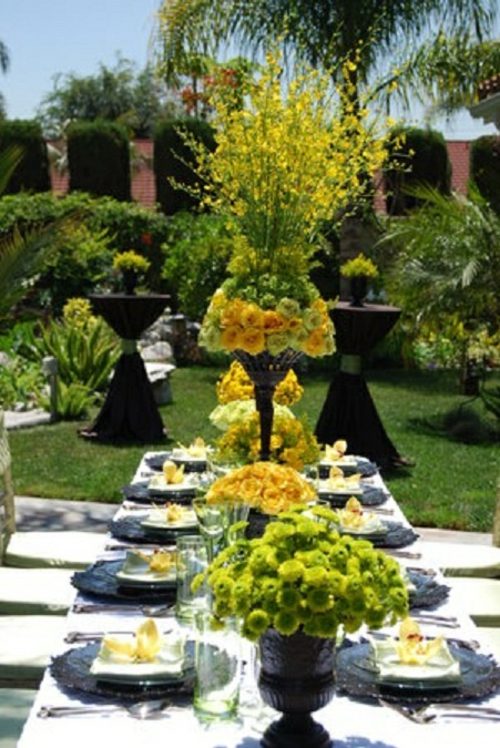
(155, 1, 497, 110)
(37, 56, 179, 138)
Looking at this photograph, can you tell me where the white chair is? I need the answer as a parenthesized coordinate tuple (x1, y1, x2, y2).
(0, 410, 106, 570)
(447, 577, 500, 627)
(0, 616, 67, 687)
(417, 540, 500, 579)
(0, 688, 37, 748)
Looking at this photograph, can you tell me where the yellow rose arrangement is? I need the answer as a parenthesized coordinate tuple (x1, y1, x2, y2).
(205, 461, 316, 515)
(216, 361, 303, 406)
(201, 291, 334, 357)
(216, 412, 320, 471)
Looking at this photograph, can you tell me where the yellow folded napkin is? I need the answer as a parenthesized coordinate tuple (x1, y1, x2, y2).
(142, 503, 197, 530)
(337, 496, 385, 535)
(90, 620, 186, 680)
(174, 437, 209, 459)
(119, 549, 176, 579)
(372, 618, 461, 683)
(323, 468, 362, 494)
(162, 460, 185, 484)
(323, 440, 357, 466)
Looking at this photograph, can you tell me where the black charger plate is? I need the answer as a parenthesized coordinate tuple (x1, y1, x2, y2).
(109, 516, 199, 545)
(72, 559, 176, 603)
(51, 642, 195, 701)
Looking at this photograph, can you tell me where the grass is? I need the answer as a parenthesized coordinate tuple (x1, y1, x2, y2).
(8, 366, 500, 532)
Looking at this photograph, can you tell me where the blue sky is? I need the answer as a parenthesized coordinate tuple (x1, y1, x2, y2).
(0, 0, 498, 140)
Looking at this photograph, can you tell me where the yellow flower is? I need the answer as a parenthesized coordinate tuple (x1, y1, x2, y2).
(220, 325, 243, 350)
(303, 328, 328, 356)
(241, 303, 264, 329)
(263, 310, 287, 333)
(239, 326, 265, 354)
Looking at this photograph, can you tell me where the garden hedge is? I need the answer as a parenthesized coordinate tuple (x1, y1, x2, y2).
(67, 120, 131, 200)
(154, 118, 215, 215)
(0, 119, 50, 193)
(469, 135, 500, 214)
(384, 126, 451, 215)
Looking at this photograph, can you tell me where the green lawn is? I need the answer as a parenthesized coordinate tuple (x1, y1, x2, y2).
(8, 366, 499, 532)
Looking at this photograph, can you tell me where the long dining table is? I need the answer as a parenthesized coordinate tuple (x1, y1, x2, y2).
(17, 454, 500, 748)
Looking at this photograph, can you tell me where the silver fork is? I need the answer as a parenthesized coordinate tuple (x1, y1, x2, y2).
(379, 699, 500, 723)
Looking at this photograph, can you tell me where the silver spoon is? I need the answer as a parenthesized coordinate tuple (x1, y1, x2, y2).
(38, 698, 173, 720)
(64, 627, 173, 643)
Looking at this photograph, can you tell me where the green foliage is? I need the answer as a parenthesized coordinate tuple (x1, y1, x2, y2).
(67, 120, 131, 200)
(37, 58, 179, 138)
(0, 354, 44, 409)
(0, 191, 170, 306)
(382, 186, 500, 335)
(162, 211, 232, 318)
(154, 117, 215, 215)
(469, 135, 500, 215)
(45, 381, 96, 420)
(0, 120, 50, 193)
(199, 507, 408, 640)
(384, 126, 451, 215)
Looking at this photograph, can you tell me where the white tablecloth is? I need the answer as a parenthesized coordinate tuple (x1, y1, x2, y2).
(17, 453, 500, 748)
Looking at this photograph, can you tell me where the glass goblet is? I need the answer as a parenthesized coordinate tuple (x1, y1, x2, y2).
(192, 497, 226, 561)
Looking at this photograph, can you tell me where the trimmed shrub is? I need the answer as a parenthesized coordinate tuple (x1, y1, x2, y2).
(0, 191, 170, 312)
(384, 126, 451, 215)
(469, 135, 500, 214)
(0, 119, 50, 193)
(154, 118, 215, 215)
(67, 120, 131, 200)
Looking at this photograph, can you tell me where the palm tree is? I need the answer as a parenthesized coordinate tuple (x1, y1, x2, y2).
(381, 183, 500, 341)
(155, 1, 496, 109)
(0, 39, 10, 117)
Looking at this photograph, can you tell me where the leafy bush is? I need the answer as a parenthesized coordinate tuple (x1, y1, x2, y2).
(0, 119, 50, 193)
(154, 117, 215, 215)
(0, 191, 171, 309)
(162, 211, 232, 319)
(469, 135, 500, 214)
(40, 381, 95, 420)
(67, 119, 131, 200)
(0, 354, 44, 409)
(384, 126, 451, 215)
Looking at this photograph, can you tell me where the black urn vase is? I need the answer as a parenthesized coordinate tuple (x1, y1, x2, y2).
(349, 276, 368, 307)
(233, 349, 302, 461)
(258, 628, 335, 748)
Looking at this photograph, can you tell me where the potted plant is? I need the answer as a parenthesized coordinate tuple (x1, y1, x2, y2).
(340, 253, 379, 307)
(112, 250, 151, 295)
(196, 506, 408, 746)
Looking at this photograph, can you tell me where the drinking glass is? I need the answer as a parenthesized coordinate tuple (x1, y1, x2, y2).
(192, 497, 226, 561)
(193, 611, 242, 724)
(175, 535, 209, 625)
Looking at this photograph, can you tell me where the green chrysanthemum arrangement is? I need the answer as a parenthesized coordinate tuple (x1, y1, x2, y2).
(196, 507, 408, 641)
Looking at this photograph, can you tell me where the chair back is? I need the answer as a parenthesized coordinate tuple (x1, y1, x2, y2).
(0, 410, 16, 562)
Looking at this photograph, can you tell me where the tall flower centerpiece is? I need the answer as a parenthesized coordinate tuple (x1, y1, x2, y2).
(195, 54, 391, 459)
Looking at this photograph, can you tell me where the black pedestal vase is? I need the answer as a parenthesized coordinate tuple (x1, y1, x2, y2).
(258, 629, 335, 748)
(233, 349, 302, 461)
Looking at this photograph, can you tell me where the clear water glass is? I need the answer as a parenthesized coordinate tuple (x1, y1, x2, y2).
(175, 535, 209, 625)
(193, 611, 242, 724)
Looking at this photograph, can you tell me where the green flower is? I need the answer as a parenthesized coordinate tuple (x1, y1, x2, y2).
(245, 609, 270, 637)
(276, 297, 301, 318)
(278, 586, 301, 610)
(306, 586, 332, 612)
(274, 610, 300, 636)
(278, 559, 305, 583)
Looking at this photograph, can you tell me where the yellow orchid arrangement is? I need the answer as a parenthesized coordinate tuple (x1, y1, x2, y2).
(195, 52, 391, 358)
(205, 461, 316, 515)
(216, 360, 303, 406)
(215, 412, 320, 471)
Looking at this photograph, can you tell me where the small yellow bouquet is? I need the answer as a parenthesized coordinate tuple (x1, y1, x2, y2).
(205, 461, 316, 515)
